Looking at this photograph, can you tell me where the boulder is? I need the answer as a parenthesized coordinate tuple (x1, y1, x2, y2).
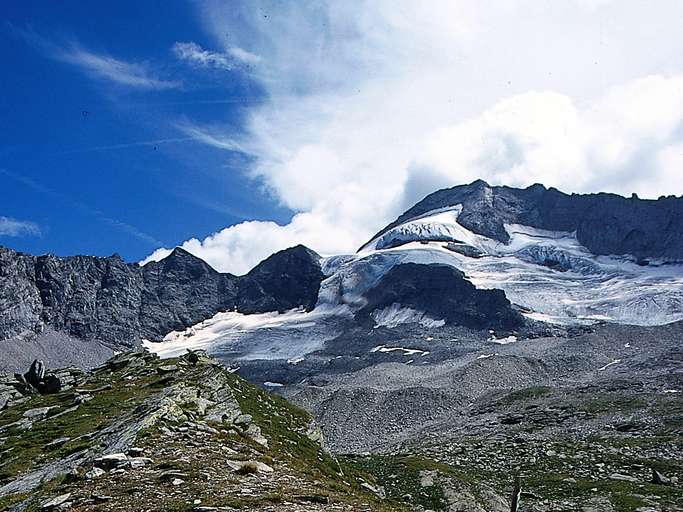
(94, 453, 129, 470)
(24, 359, 45, 389)
(128, 457, 153, 469)
(41, 493, 71, 510)
(44, 437, 71, 449)
(40, 374, 62, 394)
(226, 460, 274, 474)
(651, 468, 671, 486)
(609, 473, 639, 483)
(159, 470, 188, 482)
(85, 467, 106, 480)
(157, 365, 178, 375)
(23, 406, 57, 420)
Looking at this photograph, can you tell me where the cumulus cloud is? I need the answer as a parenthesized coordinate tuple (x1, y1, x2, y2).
(143, 0, 683, 273)
(0, 217, 41, 237)
(139, 212, 359, 274)
(408, 75, 683, 203)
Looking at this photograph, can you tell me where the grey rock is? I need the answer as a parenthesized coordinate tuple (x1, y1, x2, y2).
(234, 414, 253, 427)
(84, 467, 105, 480)
(41, 374, 62, 394)
(24, 359, 45, 388)
(237, 244, 323, 314)
(128, 457, 153, 469)
(127, 447, 145, 456)
(357, 263, 523, 330)
(0, 383, 24, 410)
(609, 473, 639, 482)
(651, 468, 671, 486)
(156, 365, 178, 375)
(159, 470, 188, 482)
(582, 497, 614, 512)
(44, 437, 71, 448)
(94, 453, 129, 470)
(23, 406, 57, 420)
(0, 245, 325, 372)
(244, 424, 268, 447)
(41, 493, 72, 510)
(226, 460, 274, 473)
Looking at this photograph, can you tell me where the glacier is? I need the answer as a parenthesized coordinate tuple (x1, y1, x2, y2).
(347, 205, 683, 326)
(147, 203, 683, 361)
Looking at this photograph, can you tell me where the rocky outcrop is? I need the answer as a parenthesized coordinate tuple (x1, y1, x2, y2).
(138, 248, 238, 341)
(237, 245, 324, 314)
(0, 245, 325, 355)
(0, 350, 386, 511)
(365, 180, 683, 261)
(357, 263, 523, 330)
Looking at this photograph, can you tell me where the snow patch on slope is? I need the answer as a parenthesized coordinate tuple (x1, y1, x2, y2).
(371, 303, 446, 329)
(370, 345, 430, 357)
(145, 305, 352, 360)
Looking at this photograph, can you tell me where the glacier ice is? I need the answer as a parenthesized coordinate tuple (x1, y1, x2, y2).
(148, 203, 683, 362)
(350, 205, 683, 326)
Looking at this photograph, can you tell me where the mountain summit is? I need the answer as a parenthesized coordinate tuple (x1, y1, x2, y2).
(364, 180, 683, 261)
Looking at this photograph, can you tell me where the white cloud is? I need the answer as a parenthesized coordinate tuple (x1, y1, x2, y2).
(0, 217, 41, 237)
(409, 75, 683, 200)
(11, 25, 180, 90)
(59, 47, 180, 90)
(172, 41, 261, 70)
(172, 41, 233, 69)
(227, 47, 261, 65)
(175, 122, 248, 153)
(143, 0, 683, 273)
(139, 213, 359, 274)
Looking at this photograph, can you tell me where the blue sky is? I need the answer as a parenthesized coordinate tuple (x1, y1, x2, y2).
(2, 1, 683, 274)
(1, 1, 289, 263)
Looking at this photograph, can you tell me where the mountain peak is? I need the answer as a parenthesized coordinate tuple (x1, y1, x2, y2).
(469, 178, 491, 188)
(156, 247, 218, 275)
(364, 181, 683, 261)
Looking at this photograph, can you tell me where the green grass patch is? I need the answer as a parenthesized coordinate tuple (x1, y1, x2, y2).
(495, 386, 552, 406)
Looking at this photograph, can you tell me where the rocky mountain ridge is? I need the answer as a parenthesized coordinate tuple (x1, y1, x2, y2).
(0, 244, 324, 368)
(365, 180, 683, 262)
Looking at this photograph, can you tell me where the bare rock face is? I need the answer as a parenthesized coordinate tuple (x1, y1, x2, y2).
(138, 248, 238, 341)
(367, 180, 683, 261)
(237, 245, 324, 314)
(34, 253, 143, 344)
(357, 263, 523, 331)
(0, 245, 325, 361)
(0, 247, 43, 341)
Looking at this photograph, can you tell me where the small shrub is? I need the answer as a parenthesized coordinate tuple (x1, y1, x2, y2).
(236, 461, 259, 475)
